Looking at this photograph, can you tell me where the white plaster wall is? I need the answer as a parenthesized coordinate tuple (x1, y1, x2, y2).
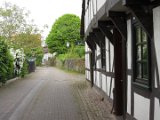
(153, 6, 160, 120)
(95, 71, 98, 85)
(106, 76, 111, 96)
(110, 42, 114, 72)
(126, 19, 132, 114)
(99, 72, 102, 89)
(85, 43, 91, 69)
(97, 0, 106, 11)
(96, 44, 101, 56)
(85, 0, 88, 9)
(90, 0, 94, 20)
(101, 74, 107, 93)
(153, 6, 160, 88)
(42, 53, 53, 63)
(154, 97, 160, 120)
(85, 43, 91, 81)
(85, 9, 89, 32)
(88, 71, 91, 80)
(111, 78, 114, 99)
(88, 1, 91, 23)
(86, 71, 90, 80)
(96, 71, 100, 87)
(92, 0, 97, 15)
(85, 0, 106, 32)
(127, 75, 131, 114)
(127, 20, 132, 69)
(106, 77, 114, 99)
(154, 71, 158, 88)
(134, 93, 150, 120)
(94, 71, 97, 83)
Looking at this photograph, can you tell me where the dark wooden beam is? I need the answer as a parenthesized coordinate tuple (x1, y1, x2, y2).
(123, 0, 151, 5)
(80, 0, 85, 38)
(128, 5, 153, 39)
(151, 0, 160, 7)
(86, 40, 93, 50)
(89, 32, 101, 47)
(87, 36, 96, 50)
(86, 37, 94, 50)
(92, 28, 105, 44)
(98, 21, 114, 45)
(109, 11, 127, 41)
(90, 51, 94, 87)
(113, 28, 124, 116)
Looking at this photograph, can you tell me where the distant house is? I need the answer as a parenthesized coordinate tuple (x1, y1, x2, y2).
(42, 46, 54, 65)
(81, 0, 160, 120)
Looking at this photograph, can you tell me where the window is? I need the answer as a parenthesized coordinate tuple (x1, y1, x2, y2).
(100, 40, 106, 70)
(132, 20, 151, 88)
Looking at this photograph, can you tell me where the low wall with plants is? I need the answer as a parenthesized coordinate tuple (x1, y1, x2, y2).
(53, 58, 85, 73)
(63, 58, 85, 73)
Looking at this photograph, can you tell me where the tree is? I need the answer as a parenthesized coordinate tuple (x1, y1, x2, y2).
(46, 14, 80, 54)
(0, 2, 40, 40)
(0, 2, 43, 66)
(11, 33, 43, 66)
(0, 37, 14, 84)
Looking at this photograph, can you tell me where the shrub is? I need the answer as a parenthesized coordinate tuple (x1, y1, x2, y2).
(20, 60, 28, 78)
(72, 46, 85, 58)
(0, 37, 14, 84)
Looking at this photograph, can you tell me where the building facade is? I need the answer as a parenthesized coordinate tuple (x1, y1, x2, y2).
(81, 0, 160, 120)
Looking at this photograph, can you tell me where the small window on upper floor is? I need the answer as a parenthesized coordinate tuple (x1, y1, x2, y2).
(132, 18, 151, 89)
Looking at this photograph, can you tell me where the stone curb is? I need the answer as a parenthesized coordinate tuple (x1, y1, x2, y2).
(0, 77, 19, 87)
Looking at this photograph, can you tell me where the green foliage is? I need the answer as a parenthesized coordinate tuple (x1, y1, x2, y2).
(0, 2, 43, 67)
(0, 37, 14, 84)
(46, 14, 81, 54)
(57, 46, 84, 63)
(34, 47, 43, 66)
(57, 53, 79, 62)
(72, 46, 85, 58)
(0, 2, 40, 40)
(20, 60, 28, 78)
(12, 33, 43, 66)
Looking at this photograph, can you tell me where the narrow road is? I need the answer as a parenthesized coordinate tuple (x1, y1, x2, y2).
(0, 67, 117, 120)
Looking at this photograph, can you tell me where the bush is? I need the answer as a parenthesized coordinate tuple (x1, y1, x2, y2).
(20, 60, 28, 78)
(72, 46, 85, 58)
(0, 37, 14, 84)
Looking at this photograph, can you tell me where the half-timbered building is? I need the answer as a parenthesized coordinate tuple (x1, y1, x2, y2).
(80, 0, 160, 119)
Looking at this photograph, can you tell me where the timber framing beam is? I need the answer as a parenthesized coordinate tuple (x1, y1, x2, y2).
(86, 36, 96, 50)
(127, 5, 153, 38)
(86, 40, 93, 50)
(123, 0, 151, 5)
(151, 0, 160, 7)
(80, 0, 85, 38)
(98, 21, 114, 45)
(109, 11, 127, 41)
(92, 28, 105, 44)
(89, 32, 101, 47)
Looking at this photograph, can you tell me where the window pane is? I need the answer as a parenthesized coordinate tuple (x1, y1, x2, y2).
(142, 30, 147, 42)
(137, 45, 141, 61)
(143, 44, 148, 60)
(136, 63, 142, 78)
(142, 62, 148, 79)
(136, 26, 141, 43)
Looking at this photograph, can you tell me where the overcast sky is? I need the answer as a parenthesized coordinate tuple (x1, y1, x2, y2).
(0, 0, 82, 39)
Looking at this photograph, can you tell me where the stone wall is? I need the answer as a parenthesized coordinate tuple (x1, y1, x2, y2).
(64, 58, 85, 73)
(52, 58, 84, 73)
